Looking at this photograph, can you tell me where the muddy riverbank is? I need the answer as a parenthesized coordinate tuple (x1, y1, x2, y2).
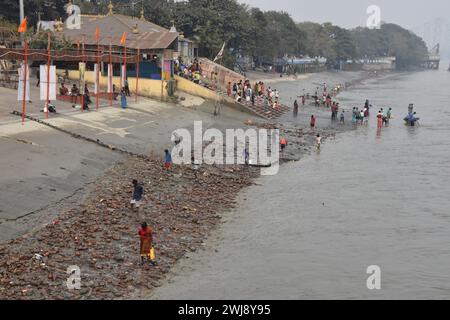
(0, 70, 373, 299)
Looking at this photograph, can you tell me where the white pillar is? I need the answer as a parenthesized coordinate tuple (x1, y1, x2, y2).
(19, 0, 24, 22)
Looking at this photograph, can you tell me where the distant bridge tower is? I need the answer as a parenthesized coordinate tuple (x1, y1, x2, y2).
(412, 18, 446, 49)
(425, 43, 441, 70)
(412, 18, 448, 70)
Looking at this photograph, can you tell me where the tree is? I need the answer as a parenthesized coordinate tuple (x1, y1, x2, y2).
(0, 0, 68, 27)
(0, 0, 428, 70)
(28, 32, 71, 50)
(298, 22, 337, 66)
(351, 23, 428, 69)
(171, 0, 253, 64)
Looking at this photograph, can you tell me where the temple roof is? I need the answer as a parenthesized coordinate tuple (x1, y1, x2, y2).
(63, 14, 178, 50)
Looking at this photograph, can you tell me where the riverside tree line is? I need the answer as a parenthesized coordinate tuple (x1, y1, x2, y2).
(1, 0, 428, 70)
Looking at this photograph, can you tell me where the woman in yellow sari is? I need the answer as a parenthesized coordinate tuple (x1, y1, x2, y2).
(138, 222, 155, 265)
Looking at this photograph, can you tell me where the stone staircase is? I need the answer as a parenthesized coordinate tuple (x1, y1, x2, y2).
(216, 89, 290, 120)
(196, 58, 289, 120)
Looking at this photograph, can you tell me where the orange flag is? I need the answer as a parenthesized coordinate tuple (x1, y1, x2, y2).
(18, 17, 27, 33)
(120, 32, 127, 45)
(95, 27, 100, 41)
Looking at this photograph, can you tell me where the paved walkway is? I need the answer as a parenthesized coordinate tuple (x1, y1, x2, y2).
(0, 84, 256, 241)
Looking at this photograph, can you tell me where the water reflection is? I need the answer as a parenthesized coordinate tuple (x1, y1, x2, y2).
(376, 127, 382, 139)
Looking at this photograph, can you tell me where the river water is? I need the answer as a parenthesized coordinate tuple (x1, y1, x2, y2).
(151, 66, 450, 300)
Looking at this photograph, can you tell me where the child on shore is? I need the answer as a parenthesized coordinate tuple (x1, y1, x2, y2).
(164, 149, 172, 169)
(316, 134, 322, 150)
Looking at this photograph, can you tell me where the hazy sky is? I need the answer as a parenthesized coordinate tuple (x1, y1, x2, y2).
(240, 0, 450, 52)
(240, 0, 447, 29)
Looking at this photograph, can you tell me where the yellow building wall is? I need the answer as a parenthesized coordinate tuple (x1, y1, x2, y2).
(56, 70, 243, 106)
(56, 69, 168, 100)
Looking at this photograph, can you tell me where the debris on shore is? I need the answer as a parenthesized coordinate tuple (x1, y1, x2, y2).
(0, 156, 259, 300)
(0, 122, 329, 300)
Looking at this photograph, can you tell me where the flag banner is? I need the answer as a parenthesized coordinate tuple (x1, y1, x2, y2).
(213, 42, 226, 62)
(39, 65, 57, 101)
(79, 62, 86, 95)
(18, 17, 27, 33)
(94, 64, 99, 94)
(120, 32, 127, 45)
(95, 27, 100, 41)
(121, 65, 125, 87)
(17, 64, 30, 101)
(107, 64, 113, 93)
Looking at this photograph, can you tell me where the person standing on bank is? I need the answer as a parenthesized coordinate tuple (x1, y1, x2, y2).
(138, 222, 156, 266)
(131, 179, 144, 212)
(164, 149, 173, 169)
(121, 88, 128, 109)
(124, 78, 131, 97)
(36, 68, 40, 87)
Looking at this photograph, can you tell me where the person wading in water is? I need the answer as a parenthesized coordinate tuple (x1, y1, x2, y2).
(293, 100, 299, 118)
(377, 110, 383, 129)
(316, 134, 322, 150)
(340, 110, 345, 124)
(310, 115, 316, 128)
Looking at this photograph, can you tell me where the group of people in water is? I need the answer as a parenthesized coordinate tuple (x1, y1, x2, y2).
(310, 83, 345, 107)
(294, 88, 421, 131)
(227, 80, 282, 109)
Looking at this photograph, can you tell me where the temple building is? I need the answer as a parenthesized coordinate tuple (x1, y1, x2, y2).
(49, 1, 198, 99)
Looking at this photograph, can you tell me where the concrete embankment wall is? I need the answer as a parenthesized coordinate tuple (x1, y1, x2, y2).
(174, 75, 221, 101)
(56, 69, 169, 100)
(174, 75, 255, 117)
(198, 58, 245, 90)
(362, 63, 396, 71)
